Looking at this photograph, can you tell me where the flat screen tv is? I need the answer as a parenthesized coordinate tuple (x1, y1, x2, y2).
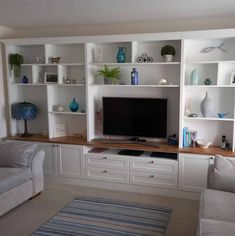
(102, 97, 167, 138)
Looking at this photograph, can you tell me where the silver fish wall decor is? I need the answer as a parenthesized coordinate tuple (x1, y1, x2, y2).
(200, 41, 226, 53)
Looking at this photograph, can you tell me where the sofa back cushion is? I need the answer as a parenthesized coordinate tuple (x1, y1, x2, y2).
(0, 142, 37, 168)
(208, 155, 235, 193)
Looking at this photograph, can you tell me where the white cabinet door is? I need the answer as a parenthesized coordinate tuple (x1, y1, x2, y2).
(179, 153, 214, 192)
(36, 143, 56, 176)
(57, 144, 84, 178)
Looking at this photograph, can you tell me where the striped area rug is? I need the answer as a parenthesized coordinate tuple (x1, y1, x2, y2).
(32, 196, 172, 236)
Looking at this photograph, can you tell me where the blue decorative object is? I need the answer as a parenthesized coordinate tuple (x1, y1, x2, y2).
(218, 112, 229, 118)
(12, 102, 37, 137)
(116, 47, 127, 63)
(131, 68, 138, 85)
(22, 75, 28, 84)
(69, 98, 79, 112)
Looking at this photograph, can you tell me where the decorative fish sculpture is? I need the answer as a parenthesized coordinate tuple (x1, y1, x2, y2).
(200, 41, 226, 53)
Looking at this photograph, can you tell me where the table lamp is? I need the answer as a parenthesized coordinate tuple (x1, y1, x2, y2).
(12, 102, 37, 137)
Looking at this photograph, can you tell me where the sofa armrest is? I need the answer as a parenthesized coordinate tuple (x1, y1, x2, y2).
(31, 150, 45, 195)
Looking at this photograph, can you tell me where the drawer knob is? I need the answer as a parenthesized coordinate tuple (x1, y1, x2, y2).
(149, 175, 155, 178)
(103, 156, 107, 160)
(103, 170, 108, 173)
(150, 161, 154, 164)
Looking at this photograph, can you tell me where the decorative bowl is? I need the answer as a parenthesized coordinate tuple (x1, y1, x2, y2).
(51, 57, 61, 64)
(197, 140, 213, 148)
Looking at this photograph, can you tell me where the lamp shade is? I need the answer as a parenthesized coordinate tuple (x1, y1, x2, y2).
(12, 102, 37, 120)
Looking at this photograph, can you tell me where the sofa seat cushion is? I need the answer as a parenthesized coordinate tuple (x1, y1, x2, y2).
(201, 219, 235, 236)
(0, 167, 32, 195)
(201, 189, 235, 222)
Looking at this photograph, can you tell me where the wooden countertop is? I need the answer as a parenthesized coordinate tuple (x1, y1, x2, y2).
(5, 135, 235, 157)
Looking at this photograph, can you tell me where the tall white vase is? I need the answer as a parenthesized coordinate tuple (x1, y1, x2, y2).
(200, 92, 213, 117)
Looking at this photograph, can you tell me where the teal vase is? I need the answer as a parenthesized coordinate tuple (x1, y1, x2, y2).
(116, 47, 127, 63)
(69, 98, 79, 112)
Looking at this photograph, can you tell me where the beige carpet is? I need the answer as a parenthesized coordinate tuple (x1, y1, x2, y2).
(0, 184, 199, 236)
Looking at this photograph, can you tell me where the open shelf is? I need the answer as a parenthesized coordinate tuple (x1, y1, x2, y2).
(91, 84, 180, 88)
(49, 111, 86, 115)
(184, 117, 234, 122)
(91, 62, 180, 66)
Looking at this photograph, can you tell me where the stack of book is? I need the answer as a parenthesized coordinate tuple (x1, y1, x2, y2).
(183, 127, 197, 147)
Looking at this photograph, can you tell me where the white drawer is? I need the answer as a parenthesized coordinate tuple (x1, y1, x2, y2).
(86, 167, 129, 184)
(130, 171, 178, 189)
(130, 157, 178, 175)
(85, 153, 129, 170)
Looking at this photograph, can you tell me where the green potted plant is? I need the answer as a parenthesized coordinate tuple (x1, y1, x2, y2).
(9, 53, 24, 78)
(161, 45, 176, 62)
(96, 65, 121, 84)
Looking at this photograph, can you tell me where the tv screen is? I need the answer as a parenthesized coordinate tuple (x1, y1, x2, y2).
(103, 97, 167, 138)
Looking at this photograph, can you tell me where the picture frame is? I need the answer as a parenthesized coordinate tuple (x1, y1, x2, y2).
(53, 123, 67, 137)
(44, 73, 58, 84)
(230, 72, 235, 85)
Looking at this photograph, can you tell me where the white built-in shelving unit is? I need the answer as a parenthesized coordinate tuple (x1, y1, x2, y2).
(3, 29, 235, 151)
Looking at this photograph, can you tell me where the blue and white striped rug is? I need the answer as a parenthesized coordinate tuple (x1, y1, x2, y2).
(32, 196, 172, 236)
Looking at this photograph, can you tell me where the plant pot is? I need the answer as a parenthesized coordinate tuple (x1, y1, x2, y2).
(163, 54, 173, 62)
(104, 78, 112, 84)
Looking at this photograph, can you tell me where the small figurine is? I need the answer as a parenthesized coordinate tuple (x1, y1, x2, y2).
(66, 77, 71, 84)
(22, 75, 28, 84)
(72, 79, 77, 84)
(204, 78, 212, 85)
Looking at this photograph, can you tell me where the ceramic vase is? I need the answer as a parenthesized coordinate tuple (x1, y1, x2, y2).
(200, 92, 213, 117)
(69, 98, 79, 112)
(163, 54, 173, 62)
(190, 69, 199, 85)
(116, 47, 127, 63)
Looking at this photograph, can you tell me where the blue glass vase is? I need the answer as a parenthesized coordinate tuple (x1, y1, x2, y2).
(22, 75, 28, 84)
(116, 47, 127, 63)
(131, 68, 138, 85)
(69, 98, 79, 112)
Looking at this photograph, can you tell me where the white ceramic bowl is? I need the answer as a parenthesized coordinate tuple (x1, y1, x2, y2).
(197, 140, 213, 148)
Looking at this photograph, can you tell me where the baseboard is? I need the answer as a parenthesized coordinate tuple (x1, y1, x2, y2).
(45, 176, 200, 200)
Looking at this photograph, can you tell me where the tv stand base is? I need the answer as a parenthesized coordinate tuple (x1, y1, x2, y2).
(129, 137, 146, 142)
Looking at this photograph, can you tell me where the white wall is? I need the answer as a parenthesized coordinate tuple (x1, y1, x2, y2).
(0, 26, 14, 138)
(8, 16, 235, 38)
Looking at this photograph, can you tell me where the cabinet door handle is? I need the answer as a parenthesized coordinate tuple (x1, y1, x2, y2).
(149, 175, 155, 178)
(150, 161, 154, 164)
(103, 170, 108, 173)
(103, 156, 107, 160)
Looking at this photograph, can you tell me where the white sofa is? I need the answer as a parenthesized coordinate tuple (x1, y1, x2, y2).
(198, 155, 235, 236)
(0, 142, 45, 216)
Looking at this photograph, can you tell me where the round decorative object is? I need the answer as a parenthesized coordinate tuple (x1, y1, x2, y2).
(200, 92, 213, 117)
(204, 78, 212, 85)
(69, 98, 79, 112)
(159, 79, 167, 85)
(72, 79, 77, 84)
(53, 104, 65, 112)
(22, 75, 29, 84)
(66, 78, 71, 84)
(190, 69, 199, 85)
